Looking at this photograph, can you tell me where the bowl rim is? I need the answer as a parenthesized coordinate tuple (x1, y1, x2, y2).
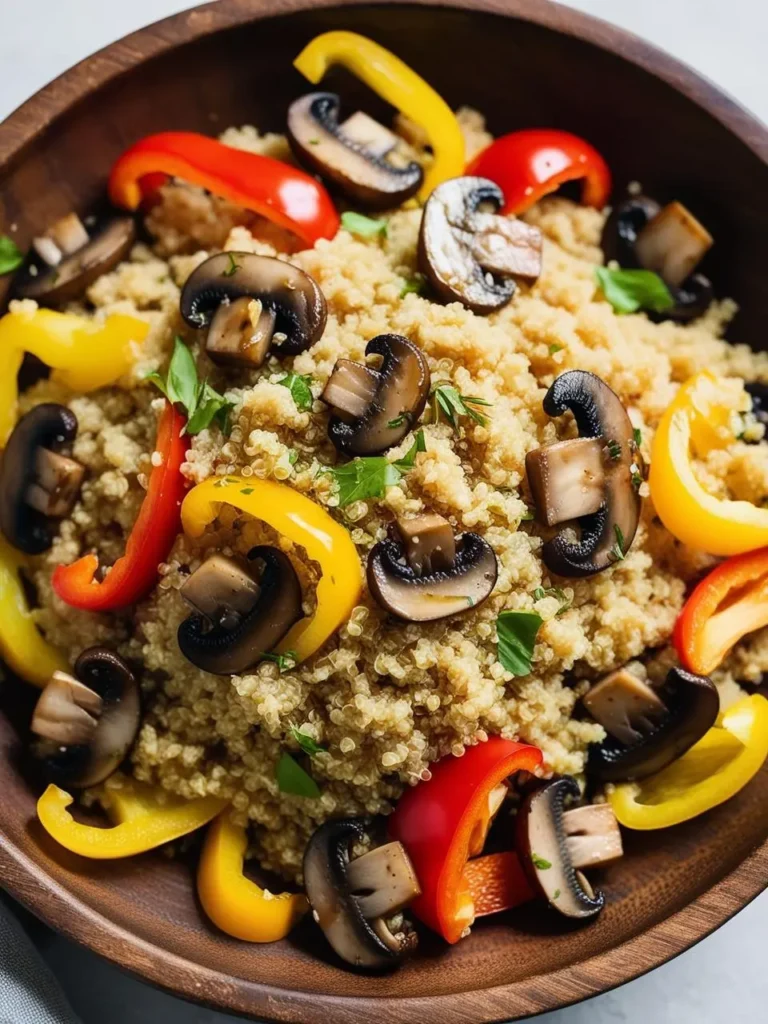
(0, 0, 766, 1021)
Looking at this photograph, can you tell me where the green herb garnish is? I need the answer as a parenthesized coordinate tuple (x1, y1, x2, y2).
(531, 853, 552, 870)
(341, 211, 388, 238)
(276, 371, 314, 411)
(145, 336, 234, 436)
(222, 252, 241, 277)
(496, 610, 543, 677)
(394, 429, 426, 470)
(290, 725, 325, 757)
(400, 273, 427, 298)
(327, 430, 426, 506)
(553, 889, 561, 900)
(532, 586, 571, 616)
(549, 343, 564, 355)
(606, 438, 622, 461)
(0, 235, 24, 275)
(432, 383, 492, 430)
(611, 523, 626, 562)
(387, 413, 409, 429)
(631, 470, 643, 492)
(633, 428, 643, 447)
(275, 753, 321, 798)
(261, 650, 298, 673)
(595, 266, 674, 315)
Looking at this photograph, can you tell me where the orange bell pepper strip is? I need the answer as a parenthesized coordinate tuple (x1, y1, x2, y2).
(464, 850, 534, 917)
(198, 812, 308, 942)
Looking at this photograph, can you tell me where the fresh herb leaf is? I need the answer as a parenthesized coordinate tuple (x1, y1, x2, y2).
(520, 508, 535, 521)
(308, 138, 320, 145)
(595, 266, 674, 315)
(553, 889, 561, 900)
(549, 343, 563, 355)
(400, 273, 427, 298)
(187, 380, 233, 435)
(328, 431, 425, 506)
(531, 853, 552, 870)
(275, 752, 321, 798)
(631, 470, 643, 492)
(145, 337, 234, 436)
(611, 523, 626, 562)
(341, 211, 388, 238)
(277, 371, 314, 412)
(606, 438, 622, 461)
(432, 383, 492, 429)
(633, 428, 643, 447)
(0, 235, 24, 275)
(394, 429, 426, 470)
(166, 336, 199, 412)
(290, 725, 325, 757)
(222, 252, 241, 277)
(496, 610, 543, 676)
(261, 650, 298, 673)
(387, 413, 408, 429)
(532, 586, 571, 616)
(288, 449, 299, 466)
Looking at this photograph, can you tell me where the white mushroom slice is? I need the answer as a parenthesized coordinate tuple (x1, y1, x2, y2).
(563, 803, 624, 870)
(526, 437, 606, 527)
(206, 296, 276, 368)
(32, 236, 63, 267)
(25, 447, 86, 518)
(340, 111, 399, 159)
(635, 201, 713, 289)
(31, 671, 104, 747)
(347, 841, 421, 920)
(583, 667, 669, 746)
(180, 554, 261, 630)
(471, 213, 543, 280)
(322, 359, 379, 419)
(395, 513, 456, 575)
(48, 212, 91, 256)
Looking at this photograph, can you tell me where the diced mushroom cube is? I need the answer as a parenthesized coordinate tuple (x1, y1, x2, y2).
(180, 554, 261, 630)
(526, 437, 606, 527)
(322, 359, 379, 419)
(583, 667, 668, 746)
(395, 513, 456, 575)
(206, 296, 276, 368)
(635, 201, 713, 289)
(347, 841, 422, 920)
(563, 803, 624, 870)
(25, 447, 86, 518)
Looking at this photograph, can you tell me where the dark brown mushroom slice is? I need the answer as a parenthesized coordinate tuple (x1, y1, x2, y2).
(525, 437, 606, 527)
(326, 335, 430, 456)
(531, 371, 642, 578)
(30, 647, 140, 789)
(635, 201, 713, 289)
(205, 296, 277, 368)
(516, 777, 606, 920)
(180, 252, 327, 359)
(0, 403, 85, 554)
(418, 176, 543, 314)
(394, 513, 456, 575)
(14, 213, 135, 305)
(177, 546, 302, 675)
(586, 666, 719, 782)
(287, 92, 423, 210)
(303, 818, 420, 971)
(582, 667, 668, 747)
(367, 531, 497, 622)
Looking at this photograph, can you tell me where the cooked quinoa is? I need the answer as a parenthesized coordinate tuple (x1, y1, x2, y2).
(16, 110, 768, 882)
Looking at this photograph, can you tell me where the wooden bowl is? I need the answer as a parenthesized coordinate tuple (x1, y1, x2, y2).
(0, 1, 766, 1020)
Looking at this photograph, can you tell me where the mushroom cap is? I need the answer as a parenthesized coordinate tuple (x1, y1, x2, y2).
(587, 666, 720, 782)
(179, 252, 327, 356)
(516, 776, 605, 920)
(367, 531, 498, 622)
(14, 217, 136, 306)
(327, 335, 431, 456)
(287, 92, 423, 210)
(0, 403, 79, 554)
(177, 546, 303, 676)
(31, 647, 140, 789)
(539, 371, 642, 578)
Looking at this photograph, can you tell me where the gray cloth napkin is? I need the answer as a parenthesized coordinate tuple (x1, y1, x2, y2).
(0, 899, 80, 1024)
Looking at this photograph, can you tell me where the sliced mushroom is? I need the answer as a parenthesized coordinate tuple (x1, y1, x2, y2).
(528, 371, 642, 578)
(30, 648, 140, 789)
(287, 93, 423, 209)
(180, 253, 327, 363)
(325, 335, 430, 456)
(525, 437, 606, 527)
(562, 803, 624, 871)
(418, 177, 543, 314)
(582, 667, 668, 747)
(177, 547, 302, 675)
(635, 201, 713, 289)
(367, 530, 497, 622)
(516, 777, 607, 920)
(586, 666, 719, 782)
(394, 513, 456, 576)
(15, 213, 135, 305)
(304, 818, 420, 971)
(0, 404, 85, 554)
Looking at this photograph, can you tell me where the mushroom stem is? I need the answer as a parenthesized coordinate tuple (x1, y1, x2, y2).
(322, 360, 379, 419)
(347, 842, 421, 920)
(206, 297, 277, 368)
(180, 554, 261, 631)
(394, 514, 456, 575)
(526, 437, 606, 527)
(25, 447, 86, 518)
(339, 110, 399, 159)
(31, 671, 103, 747)
(635, 201, 713, 289)
(583, 667, 668, 746)
(562, 803, 623, 870)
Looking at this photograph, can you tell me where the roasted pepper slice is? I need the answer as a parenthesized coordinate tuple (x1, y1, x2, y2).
(180, 476, 361, 663)
(463, 850, 534, 918)
(52, 401, 189, 611)
(610, 694, 768, 829)
(294, 30, 464, 201)
(0, 534, 67, 687)
(198, 812, 308, 942)
(108, 132, 340, 247)
(675, 547, 768, 675)
(388, 737, 542, 943)
(0, 307, 148, 446)
(650, 371, 768, 555)
(37, 776, 226, 858)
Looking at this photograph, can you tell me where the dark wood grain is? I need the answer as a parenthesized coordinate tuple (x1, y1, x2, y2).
(0, 1, 766, 1021)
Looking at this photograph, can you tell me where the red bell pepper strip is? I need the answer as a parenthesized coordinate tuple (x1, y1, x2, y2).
(467, 129, 611, 215)
(52, 401, 189, 611)
(464, 850, 534, 918)
(388, 737, 542, 943)
(108, 132, 340, 247)
(674, 547, 768, 676)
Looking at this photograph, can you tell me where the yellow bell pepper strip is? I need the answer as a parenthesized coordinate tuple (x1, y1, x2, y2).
(649, 371, 768, 555)
(610, 693, 768, 830)
(293, 30, 465, 201)
(37, 776, 226, 859)
(181, 476, 362, 663)
(0, 534, 67, 687)
(198, 812, 308, 942)
(0, 307, 149, 445)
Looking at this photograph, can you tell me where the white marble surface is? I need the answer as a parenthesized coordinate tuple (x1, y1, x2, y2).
(0, 0, 766, 1021)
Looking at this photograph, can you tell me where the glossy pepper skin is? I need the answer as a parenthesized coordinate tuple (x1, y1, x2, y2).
(108, 132, 340, 248)
(0, 535, 67, 687)
(52, 401, 189, 611)
(198, 812, 308, 942)
(388, 737, 542, 943)
(463, 850, 534, 918)
(0, 307, 148, 446)
(37, 775, 226, 859)
(650, 371, 768, 555)
(293, 30, 464, 201)
(675, 548, 768, 676)
(610, 694, 768, 830)
(467, 129, 611, 215)
(180, 476, 362, 664)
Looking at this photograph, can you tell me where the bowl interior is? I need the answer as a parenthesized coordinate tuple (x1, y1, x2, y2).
(1, 3, 767, 1021)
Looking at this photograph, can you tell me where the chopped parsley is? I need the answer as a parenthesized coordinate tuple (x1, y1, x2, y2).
(341, 211, 388, 238)
(633, 428, 643, 448)
(553, 889, 561, 900)
(145, 336, 234, 435)
(326, 430, 426, 506)
(0, 235, 24, 275)
(261, 650, 298, 673)
(531, 853, 552, 870)
(432, 383, 492, 430)
(276, 371, 314, 411)
(549, 343, 564, 355)
(400, 273, 427, 298)
(275, 752, 320, 799)
(611, 523, 626, 562)
(290, 725, 325, 757)
(595, 266, 674, 315)
(532, 586, 571, 616)
(496, 610, 543, 677)
(606, 438, 622, 461)
(631, 469, 643, 492)
(387, 413, 409, 429)
(222, 252, 241, 277)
